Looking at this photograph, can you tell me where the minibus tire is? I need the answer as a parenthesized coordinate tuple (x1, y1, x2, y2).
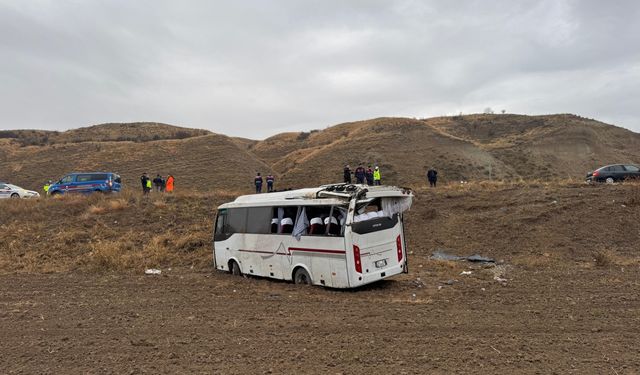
(229, 260, 242, 276)
(293, 268, 312, 286)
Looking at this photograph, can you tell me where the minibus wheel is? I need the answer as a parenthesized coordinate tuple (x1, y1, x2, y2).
(229, 260, 241, 276)
(293, 268, 312, 286)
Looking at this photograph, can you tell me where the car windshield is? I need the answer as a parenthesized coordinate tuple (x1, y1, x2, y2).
(6, 184, 22, 190)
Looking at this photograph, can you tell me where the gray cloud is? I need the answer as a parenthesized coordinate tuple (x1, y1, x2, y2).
(1, 0, 638, 138)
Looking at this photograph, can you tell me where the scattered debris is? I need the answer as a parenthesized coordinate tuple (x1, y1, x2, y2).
(494, 276, 507, 283)
(460, 271, 473, 275)
(431, 250, 495, 264)
(144, 268, 161, 275)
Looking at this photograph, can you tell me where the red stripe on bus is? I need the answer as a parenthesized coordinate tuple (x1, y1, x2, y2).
(238, 248, 346, 256)
(288, 247, 346, 255)
(238, 249, 274, 254)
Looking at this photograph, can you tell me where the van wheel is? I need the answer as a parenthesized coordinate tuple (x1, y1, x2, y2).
(229, 260, 242, 276)
(293, 268, 312, 286)
(605, 177, 614, 184)
(10, 193, 19, 199)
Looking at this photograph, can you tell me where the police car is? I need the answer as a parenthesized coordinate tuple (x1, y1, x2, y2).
(48, 172, 122, 196)
(0, 183, 40, 199)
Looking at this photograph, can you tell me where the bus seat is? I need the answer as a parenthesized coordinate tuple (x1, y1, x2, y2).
(271, 218, 279, 233)
(309, 217, 324, 235)
(324, 216, 340, 235)
(281, 217, 294, 234)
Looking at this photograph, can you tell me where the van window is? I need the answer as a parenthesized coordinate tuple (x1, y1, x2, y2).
(624, 165, 639, 172)
(59, 175, 73, 184)
(77, 173, 109, 182)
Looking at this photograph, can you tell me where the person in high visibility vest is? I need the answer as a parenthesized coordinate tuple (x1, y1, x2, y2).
(43, 180, 52, 193)
(146, 178, 152, 192)
(141, 173, 150, 194)
(373, 166, 381, 185)
(166, 175, 175, 192)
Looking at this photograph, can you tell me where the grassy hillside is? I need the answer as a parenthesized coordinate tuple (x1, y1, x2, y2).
(1, 114, 639, 192)
(0, 122, 210, 145)
(0, 133, 273, 192)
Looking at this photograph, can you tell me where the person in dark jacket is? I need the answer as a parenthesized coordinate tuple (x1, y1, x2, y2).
(266, 174, 275, 192)
(343, 165, 352, 184)
(354, 164, 366, 184)
(153, 174, 163, 192)
(365, 165, 374, 186)
(140, 173, 150, 194)
(427, 167, 438, 187)
(255, 173, 263, 193)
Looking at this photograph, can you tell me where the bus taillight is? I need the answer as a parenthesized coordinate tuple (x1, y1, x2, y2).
(353, 245, 362, 273)
(396, 235, 403, 262)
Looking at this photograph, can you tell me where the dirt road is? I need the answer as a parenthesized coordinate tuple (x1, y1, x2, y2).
(1, 183, 639, 373)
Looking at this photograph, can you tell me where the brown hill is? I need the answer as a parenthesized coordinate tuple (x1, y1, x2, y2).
(1, 114, 639, 192)
(248, 114, 640, 188)
(0, 122, 210, 146)
(0, 133, 273, 191)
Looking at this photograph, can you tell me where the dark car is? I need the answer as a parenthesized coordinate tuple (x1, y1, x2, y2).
(586, 164, 640, 183)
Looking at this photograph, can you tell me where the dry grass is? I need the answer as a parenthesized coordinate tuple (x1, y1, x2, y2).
(0, 190, 230, 274)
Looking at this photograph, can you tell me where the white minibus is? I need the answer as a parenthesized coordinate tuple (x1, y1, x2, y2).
(213, 184, 413, 288)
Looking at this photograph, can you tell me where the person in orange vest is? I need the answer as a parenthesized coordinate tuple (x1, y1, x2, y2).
(166, 175, 175, 192)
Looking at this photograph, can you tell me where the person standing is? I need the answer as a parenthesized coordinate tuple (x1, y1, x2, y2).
(43, 180, 52, 194)
(141, 173, 150, 194)
(266, 174, 275, 192)
(166, 175, 175, 193)
(146, 176, 152, 193)
(354, 164, 366, 184)
(153, 174, 163, 192)
(255, 172, 263, 193)
(365, 165, 374, 186)
(373, 166, 381, 185)
(343, 165, 352, 184)
(427, 167, 438, 187)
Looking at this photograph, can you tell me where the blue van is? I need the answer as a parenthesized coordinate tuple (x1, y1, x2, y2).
(48, 172, 122, 195)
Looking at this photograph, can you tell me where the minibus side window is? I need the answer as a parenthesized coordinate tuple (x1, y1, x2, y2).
(246, 207, 272, 234)
(273, 206, 298, 234)
(227, 208, 248, 234)
(305, 206, 331, 235)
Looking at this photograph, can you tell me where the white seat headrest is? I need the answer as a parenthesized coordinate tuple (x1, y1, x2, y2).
(310, 217, 323, 225)
(281, 217, 293, 225)
(324, 216, 338, 225)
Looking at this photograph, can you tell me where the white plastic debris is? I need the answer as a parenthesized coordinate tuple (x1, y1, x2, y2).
(460, 271, 473, 275)
(494, 276, 507, 283)
(144, 268, 161, 275)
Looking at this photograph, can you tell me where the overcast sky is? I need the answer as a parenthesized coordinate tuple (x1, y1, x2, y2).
(1, 0, 639, 139)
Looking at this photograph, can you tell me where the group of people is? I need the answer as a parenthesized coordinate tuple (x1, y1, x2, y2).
(254, 172, 275, 193)
(251, 164, 438, 194)
(140, 173, 175, 194)
(343, 164, 382, 185)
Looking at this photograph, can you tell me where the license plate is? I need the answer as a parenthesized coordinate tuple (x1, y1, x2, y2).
(375, 259, 387, 268)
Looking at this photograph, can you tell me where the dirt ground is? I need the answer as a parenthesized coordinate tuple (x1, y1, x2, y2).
(1, 183, 640, 374)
